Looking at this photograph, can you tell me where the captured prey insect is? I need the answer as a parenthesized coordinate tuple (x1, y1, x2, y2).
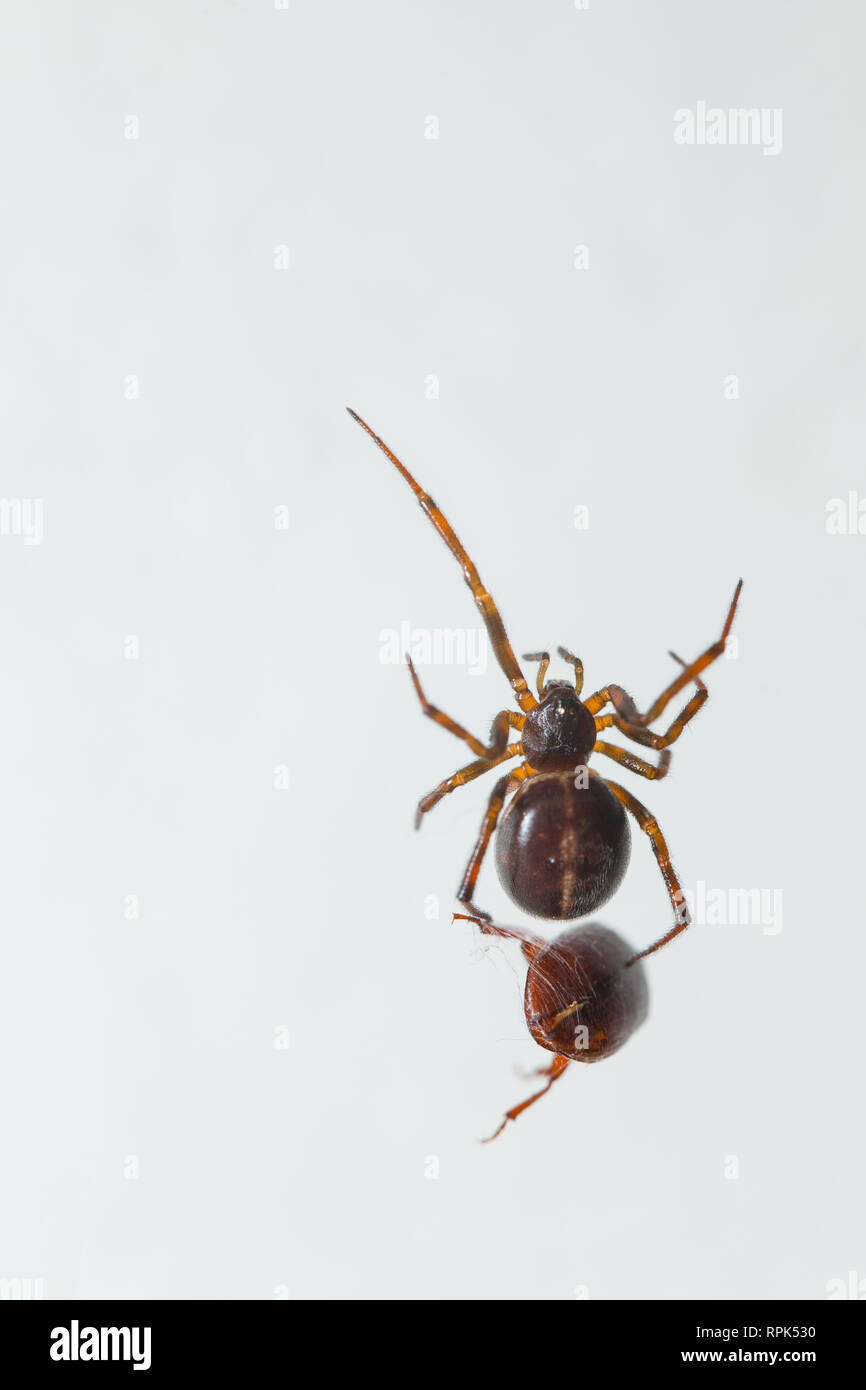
(349, 408, 741, 1138)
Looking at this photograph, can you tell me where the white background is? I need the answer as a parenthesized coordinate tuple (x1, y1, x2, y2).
(1, 1, 864, 1300)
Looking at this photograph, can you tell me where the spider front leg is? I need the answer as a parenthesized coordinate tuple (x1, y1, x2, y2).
(602, 776, 691, 963)
(594, 673, 707, 754)
(589, 580, 742, 729)
(407, 657, 524, 758)
(348, 409, 537, 713)
(589, 654, 709, 779)
(634, 580, 741, 727)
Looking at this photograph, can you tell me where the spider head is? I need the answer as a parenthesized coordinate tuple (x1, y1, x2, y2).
(521, 683, 596, 772)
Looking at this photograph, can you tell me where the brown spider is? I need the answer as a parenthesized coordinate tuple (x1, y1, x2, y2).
(350, 408, 741, 1136)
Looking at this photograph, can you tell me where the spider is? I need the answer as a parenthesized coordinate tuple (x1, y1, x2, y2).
(349, 408, 741, 1136)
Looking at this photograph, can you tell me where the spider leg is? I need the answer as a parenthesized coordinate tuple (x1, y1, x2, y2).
(415, 745, 523, 829)
(481, 1054, 570, 1143)
(633, 580, 741, 726)
(348, 409, 537, 713)
(592, 741, 671, 780)
(584, 583, 739, 726)
(600, 775, 691, 963)
(669, 649, 707, 692)
(516, 1057, 569, 1080)
(590, 652, 708, 778)
(452, 912, 544, 962)
(407, 657, 524, 758)
(594, 683, 706, 753)
(590, 581, 741, 728)
(455, 764, 532, 917)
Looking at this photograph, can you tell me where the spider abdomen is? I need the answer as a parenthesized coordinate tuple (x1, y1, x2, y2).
(525, 923, 649, 1061)
(495, 773, 631, 919)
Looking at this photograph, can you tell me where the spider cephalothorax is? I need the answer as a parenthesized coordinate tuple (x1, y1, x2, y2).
(520, 678, 597, 771)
